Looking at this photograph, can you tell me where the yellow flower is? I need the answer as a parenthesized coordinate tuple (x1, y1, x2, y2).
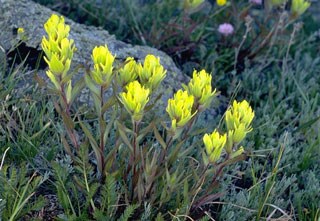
(203, 130, 226, 163)
(226, 100, 254, 131)
(291, 0, 310, 16)
(137, 54, 166, 91)
(44, 14, 70, 43)
(183, 69, 216, 111)
(17, 28, 24, 34)
(166, 90, 196, 131)
(225, 100, 254, 153)
(41, 14, 76, 90)
(216, 0, 227, 6)
(118, 57, 138, 87)
(91, 45, 115, 86)
(119, 81, 150, 122)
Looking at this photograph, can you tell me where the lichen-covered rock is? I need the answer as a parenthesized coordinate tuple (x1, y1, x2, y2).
(0, 0, 224, 128)
(0, 0, 188, 109)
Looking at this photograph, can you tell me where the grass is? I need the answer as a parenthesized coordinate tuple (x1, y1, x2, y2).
(1, 0, 320, 220)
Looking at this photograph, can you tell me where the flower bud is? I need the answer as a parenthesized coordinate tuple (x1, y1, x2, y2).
(119, 81, 150, 122)
(91, 45, 115, 87)
(291, 0, 310, 17)
(118, 57, 138, 87)
(166, 90, 196, 131)
(216, 0, 227, 6)
(203, 130, 226, 163)
(183, 69, 216, 111)
(41, 14, 76, 89)
(225, 100, 254, 132)
(225, 100, 254, 152)
(138, 55, 166, 91)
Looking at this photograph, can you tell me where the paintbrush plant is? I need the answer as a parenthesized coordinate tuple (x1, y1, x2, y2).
(40, 13, 255, 220)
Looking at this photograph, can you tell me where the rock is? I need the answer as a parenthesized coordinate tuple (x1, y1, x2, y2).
(0, 0, 189, 109)
(0, 0, 224, 128)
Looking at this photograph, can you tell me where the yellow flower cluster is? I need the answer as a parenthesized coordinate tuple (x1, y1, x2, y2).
(203, 130, 226, 163)
(291, 0, 310, 16)
(216, 0, 227, 6)
(183, 69, 216, 111)
(225, 100, 254, 153)
(119, 81, 150, 122)
(41, 14, 76, 93)
(118, 55, 166, 121)
(203, 100, 254, 163)
(167, 69, 216, 133)
(118, 57, 138, 87)
(137, 55, 167, 91)
(91, 45, 115, 87)
(166, 90, 196, 131)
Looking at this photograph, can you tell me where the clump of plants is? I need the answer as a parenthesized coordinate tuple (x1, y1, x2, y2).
(39, 14, 255, 219)
(33, 0, 312, 76)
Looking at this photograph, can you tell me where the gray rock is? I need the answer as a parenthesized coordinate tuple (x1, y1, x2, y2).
(0, 0, 188, 111)
(0, 0, 224, 130)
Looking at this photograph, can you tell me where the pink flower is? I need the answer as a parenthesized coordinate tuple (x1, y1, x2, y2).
(250, 0, 262, 4)
(218, 23, 234, 36)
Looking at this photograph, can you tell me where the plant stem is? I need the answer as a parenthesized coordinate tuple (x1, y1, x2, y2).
(59, 78, 79, 150)
(83, 160, 96, 212)
(99, 86, 105, 176)
(131, 120, 139, 201)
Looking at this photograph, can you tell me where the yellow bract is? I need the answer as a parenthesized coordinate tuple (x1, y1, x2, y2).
(291, 0, 310, 16)
(203, 130, 226, 163)
(119, 81, 150, 122)
(225, 100, 254, 153)
(41, 14, 76, 92)
(137, 55, 166, 91)
(166, 90, 196, 131)
(118, 57, 138, 87)
(91, 45, 115, 87)
(216, 0, 227, 6)
(184, 69, 216, 111)
(183, 0, 205, 9)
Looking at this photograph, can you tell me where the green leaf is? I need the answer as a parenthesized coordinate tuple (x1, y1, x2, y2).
(85, 74, 100, 96)
(79, 120, 102, 172)
(117, 204, 138, 221)
(30, 122, 51, 139)
(101, 96, 117, 114)
(61, 135, 74, 157)
(54, 102, 74, 130)
(155, 213, 165, 221)
(103, 109, 117, 145)
(70, 77, 86, 104)
(295, 115, 320, 132)
(153, 126, 167, 150)
(137, 121, 154, 143)
(116, 121, 133, 152)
